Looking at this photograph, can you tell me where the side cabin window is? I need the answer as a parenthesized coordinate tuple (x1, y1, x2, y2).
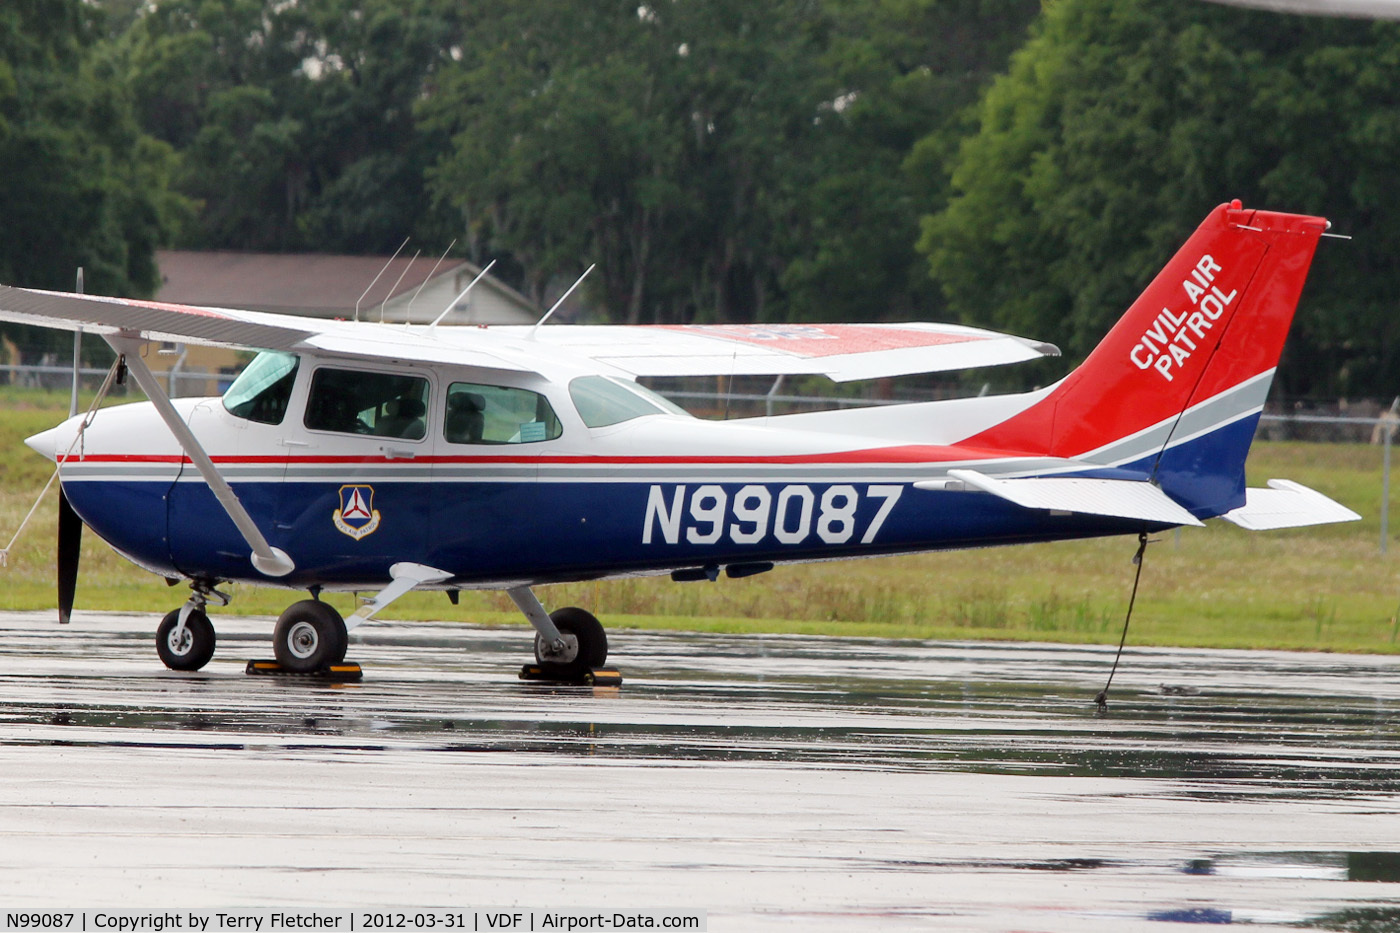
(223, 351, 299, 425)
(444, 382, 561, 445)
(568, 375, 690, 428)
(305, 367, 430, 440)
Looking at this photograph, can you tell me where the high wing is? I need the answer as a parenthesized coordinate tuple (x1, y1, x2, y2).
(0, 285, 533, 374)
(0, 285, 1057, 382)
(499, 322, 1059, 381)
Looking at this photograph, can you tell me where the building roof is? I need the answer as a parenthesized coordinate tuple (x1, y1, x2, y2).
(154, 250, 539, 321)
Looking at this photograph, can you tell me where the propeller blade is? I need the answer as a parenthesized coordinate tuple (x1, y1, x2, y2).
(57, 487, 82, 625)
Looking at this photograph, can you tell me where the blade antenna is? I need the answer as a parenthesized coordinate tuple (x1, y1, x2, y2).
(380, 249, 421, 324)
(407, 239, 456, 324)
(428, 258, 497, 331)
(354, 236, 410, 323)
(529, 264, 595, 339)
(70, 267, 84, 418)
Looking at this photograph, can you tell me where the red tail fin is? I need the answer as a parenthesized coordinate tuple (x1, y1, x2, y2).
(966, 201, 1327, 462)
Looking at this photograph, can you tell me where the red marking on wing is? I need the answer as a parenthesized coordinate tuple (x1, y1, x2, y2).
(657, 324, 984, 359)
(32, 289, 236, 320)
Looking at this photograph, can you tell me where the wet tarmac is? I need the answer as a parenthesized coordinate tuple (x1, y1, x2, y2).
(1, 609, 1399, 930)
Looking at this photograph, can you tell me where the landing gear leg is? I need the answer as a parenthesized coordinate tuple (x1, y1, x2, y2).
(156, 581, 228, 671)
(509, 586, 617, 685)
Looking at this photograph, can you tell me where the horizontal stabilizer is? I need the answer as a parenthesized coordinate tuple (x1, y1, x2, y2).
(921, 470, 1205, 527)
(346, 561, 454, 631)
(1220, 479, 1361, 531)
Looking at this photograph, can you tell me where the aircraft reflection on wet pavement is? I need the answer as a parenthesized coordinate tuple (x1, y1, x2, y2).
(2, 611, 1399, 931)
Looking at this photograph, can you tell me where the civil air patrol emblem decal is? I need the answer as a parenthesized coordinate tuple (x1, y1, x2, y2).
(333, 484, 381, 540)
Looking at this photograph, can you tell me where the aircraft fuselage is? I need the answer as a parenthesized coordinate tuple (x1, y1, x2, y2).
(33, 352, 1153, 592)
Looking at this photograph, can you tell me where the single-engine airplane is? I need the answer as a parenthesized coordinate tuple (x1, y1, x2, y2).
(0, 201, 1360, 678)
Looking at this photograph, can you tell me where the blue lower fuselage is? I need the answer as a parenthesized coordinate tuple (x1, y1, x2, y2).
(64, 470, 1162, 590)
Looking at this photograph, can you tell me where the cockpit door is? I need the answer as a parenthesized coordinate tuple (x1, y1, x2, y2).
(273, 362, 436, 584)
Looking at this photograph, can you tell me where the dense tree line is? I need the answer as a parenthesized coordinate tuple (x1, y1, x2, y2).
(4, 0, 1400, 397)
(925, 0, 1400, 399)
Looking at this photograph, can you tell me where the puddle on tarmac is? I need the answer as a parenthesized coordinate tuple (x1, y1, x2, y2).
(3, 612, 1400, 928)
(3, 616, 1400, 795)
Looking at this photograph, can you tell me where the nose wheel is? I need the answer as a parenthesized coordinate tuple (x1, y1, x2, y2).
(156, 583, 228, 671)
(156, 607, 216, 671)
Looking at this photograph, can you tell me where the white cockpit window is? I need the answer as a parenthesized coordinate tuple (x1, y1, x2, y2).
(568, 375, 690, 428)
(222, 351, 299, 425)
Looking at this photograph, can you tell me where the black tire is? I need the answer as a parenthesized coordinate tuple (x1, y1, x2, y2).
(156, 608, 216, 671)
(534, 606, 607, 679)
(273, 599, 348, 672)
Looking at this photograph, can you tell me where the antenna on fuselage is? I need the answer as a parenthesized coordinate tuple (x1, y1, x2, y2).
(70, 267, 84, 418)
(354, 236, 410, 323)
(427, 258, 497, 331)
(528, 264, 595, 339)
(407, 239, 457, 324)
(379, 249, 420, 324)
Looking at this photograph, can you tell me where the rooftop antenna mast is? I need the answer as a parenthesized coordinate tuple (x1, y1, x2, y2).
(428, 259, 497, 331)
(529, 264, 594, 339)
(354, 236, 409, 323)
(406, 239, 457, 324)
(379, 249, 421, 324)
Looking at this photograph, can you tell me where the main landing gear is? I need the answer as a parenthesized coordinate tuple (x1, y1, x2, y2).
(272, 599, 349, 671)
(154, 579, 618, 685)
(509, 587, 620, 686)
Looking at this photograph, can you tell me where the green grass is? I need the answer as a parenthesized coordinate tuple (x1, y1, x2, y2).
(4, 386, 1399, 652)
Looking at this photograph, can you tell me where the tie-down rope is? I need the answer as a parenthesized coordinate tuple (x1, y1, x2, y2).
(0, 357, 123, 567)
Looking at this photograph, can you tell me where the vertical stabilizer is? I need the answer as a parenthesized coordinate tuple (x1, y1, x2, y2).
(964, 200, 1327, 517)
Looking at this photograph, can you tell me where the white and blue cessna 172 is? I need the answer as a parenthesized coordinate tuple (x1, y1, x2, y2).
(0, 201, 1360, 678)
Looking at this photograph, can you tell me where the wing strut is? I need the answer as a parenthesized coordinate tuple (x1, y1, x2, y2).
(107, 335, 295, 577)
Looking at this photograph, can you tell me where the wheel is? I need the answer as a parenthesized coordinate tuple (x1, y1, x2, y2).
(273, 599, 348, 672)
(534, 607, 607, 679)
(156, 608, 216, 671)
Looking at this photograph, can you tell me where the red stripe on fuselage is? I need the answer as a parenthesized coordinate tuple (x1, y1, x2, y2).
(60, 443, 1024, 467)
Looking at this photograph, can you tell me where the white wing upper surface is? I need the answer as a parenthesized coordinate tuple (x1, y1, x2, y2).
(442, 322, 1056, 381)
(0, 285, 317, 349)
(0, 286, 533, 374)
(0, 285, 1058, 381)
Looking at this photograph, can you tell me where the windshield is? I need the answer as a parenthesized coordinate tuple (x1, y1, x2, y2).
(222, 351, 299, 424)
(568, 375, 690, 428)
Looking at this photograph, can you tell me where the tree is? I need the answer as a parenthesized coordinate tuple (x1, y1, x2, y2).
(422, 0, 835, 322)
(119, 0, 461, 253)
(783, 0, 1039, 322)
(920, 0, 1400, 398)
(0, 0, 186, 300)
(423, 0, 1036, 324)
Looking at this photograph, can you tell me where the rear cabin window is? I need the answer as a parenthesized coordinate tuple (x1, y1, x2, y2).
(304, 368, 430, 440)
(443, 382, 561, 445)
(223, 351, 299, 425)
